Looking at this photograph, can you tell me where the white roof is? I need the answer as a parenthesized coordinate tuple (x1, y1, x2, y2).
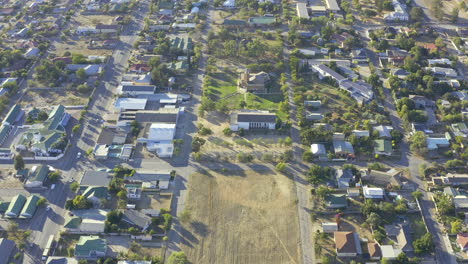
(426, 137, 450, 150)
(381, 245, 402, 259)
(454, 196, 468, 209)
(114, 98, 148, 110)
(148, 123, 176, 141)
(363, 186, 384, 198)
(311, 144, 326, 155)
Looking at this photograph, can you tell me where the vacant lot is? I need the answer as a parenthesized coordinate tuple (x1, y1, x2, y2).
(180, 169, 301, 264)
(74, 15, 116, 26)
(21, 89, 89, 107)
(52, 39, 112, 57)
(136, 192, 172, 211)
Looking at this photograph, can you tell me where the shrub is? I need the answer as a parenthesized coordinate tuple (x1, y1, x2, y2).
(276, 162, 287, 172)
(237, 153, 254, 163)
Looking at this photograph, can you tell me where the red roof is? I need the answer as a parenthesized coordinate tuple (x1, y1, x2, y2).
(130, 64, 150, 73)
(335, 231, 357, 254)
(457, 233, 468, 249)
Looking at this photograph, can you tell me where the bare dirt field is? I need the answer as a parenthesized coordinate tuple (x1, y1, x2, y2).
(52, 39, 112, 57)
(20, 89, 89, 107)
(136, 192, 172, 211)
(180, 169, 301, 264)
(0, 169, 22, 189)
(414, 0, 468, 21)
(74, 15, 116, 26)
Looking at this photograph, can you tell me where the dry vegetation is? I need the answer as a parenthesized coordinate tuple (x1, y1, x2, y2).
(20, 89, 89, 107)
(180, 169, 301, 264)
(52, 40, 112, 57)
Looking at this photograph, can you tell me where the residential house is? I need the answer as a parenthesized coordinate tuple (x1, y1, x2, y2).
(333, 140, 355, 156)
(24, 165, 49, 188)
(383, 0, 409, 21)
(3, 104, 23, 126)
(82, 186, 108, 206)
(311, 143, 327, 160)
(352, 130, 370, 138)
(95, 24, 120, 34)
(74, 236, 107, 259)
(374, 125, 393, 139)
(221, 19, 246, 27)
(170, 36, 193, 52)
(64, 209, 108, 234)
(428, 58, 451, 66)
(238, 69, 270, 93)
(131, 170, 171, 190)
(139, 123, 176, 158)
(325, 194, 348, 209)
(374, 139, 392, 156)
(432, 173, 468, 186)
(304, 100, 321, 109)
(451, 123, 468, 138)
(80, 171, 112, 188)
(230, 111, 276, 131)
(351, 49, 367, 64)
(425, 67, 458, 78)
(125, 184, 142, 199)
(5, 194, 26, 218)
(335, 169, 354, 189)
(457, 233, 468, 252)
(453, 196, 468, 210)
(324, 0, 340, 13)
(380, 49, 409, 67)
(380, 245, 402, 260)
(128, 64, 151, 74)
(322, 222, 338, 232)
(121, 210, 152, 232)
(306, 113, 324, 121)
(390, 68, 410, 79)
(296, 2, 310, 19)
(222, 0, 235, 8)
(46, 258, 79, 264)
(66, 64, 102, 76)
(19, 194, 39, 218)
(347, 188, 360, 197)
(384, 223, 413, 252)
(310, 5, 328, 16)
(114, 98, 148, 112)
(24, 47, 40, 58)
(0, 238, 15, 264)
(118, 84, 156, 96)
(426, 135, 450, 150)
(334, 231, 361, 257)
(363, 186, 384, 199)
(368, 242, 381, 260)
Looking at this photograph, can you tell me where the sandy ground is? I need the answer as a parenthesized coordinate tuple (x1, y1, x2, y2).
(180, 169, 301, 264)
(0, 169, 22, 189)
(21, 89, 89, 108)
(52, 39, 112, 57)
(74, 15, 117, 26)
(136, 192, 172, 211)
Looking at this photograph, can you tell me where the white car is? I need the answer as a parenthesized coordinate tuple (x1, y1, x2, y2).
(77, 152, 82, 159)
(50, 184, 55, 190)
(46, 206, 51, 211)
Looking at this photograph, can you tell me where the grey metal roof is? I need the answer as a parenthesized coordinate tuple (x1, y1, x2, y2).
(0, 238, 15, 264)
(80, 171, 112, 187)
(122, 210, 152, 229)
(235, 112, 277, 123)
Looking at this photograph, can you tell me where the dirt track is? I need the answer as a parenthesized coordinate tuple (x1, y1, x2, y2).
(180, 169, 301, 264)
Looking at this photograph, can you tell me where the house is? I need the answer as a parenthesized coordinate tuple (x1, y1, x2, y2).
(390, 68, 410, 79)
(304, 100, 321, 109)
(351, 49, 367, 64)
(125, 184, 142, 199)
(64, 209, 108, 234)
(170, 36, 193, 52)
(322, 222, 338, 232)
(374, 139, 392, 156)
(457, 233, 468, 252)
(141, 123, 176, 158)
(334, 231, 361, 257)
(46, 257, 79, 264)
(332, 32, 354, 48)
(453, 196, 468, 209)
(306, 113, 323, 121)
(374, 125, 393, 139)
(230, 111, 276, 131)
(66, 64, 102, 76)
(19, 194, 39, 218)
(425, 67, 458, 78)
(128, 64, 151, 74)
(24, 165, 49, 188)
(408, 95, 434, 109)
(312, 64, 347, 82)
(238, 69, 270, 93)
(248, 16, 276, 26)
(5, 194, 26, 218)
(82, 186, 108, 206)
(95, 24, 120, 34)
(450, 123, 468, 138)
(3, 104, 23, 126)
(333, 140, 354, 156)
(384, 223, 413, 252)
(74, 236, 107, 259)
(222, 0, 235, 8)
(0, 238, 15, 264)
(24, 47, 40, 58)
(383, 0, 409, 21)
(114, 98, 148, 112)
(335, 169, 354, 189)
(451, 91, 468, 101)
(352, 130, 370, 138)
(380, 245, 402, 260)
(296, 2, 310, 19)
(221, 19, 246, 27)
(122, 210, 152, 232)
(428, 58, 451, 66)
(368, 242, 381, 260)
(347, 188, 360, 197)
(131, 170, 171, 190)
(432, 173, 468, 186)
(80, 171, 112, 188)
(310, 5, 328, 16)
(426, 136, 450, 150)
(363, 186, 384, 199)
(311, 143, 327, 160)
(324, 0, 340, 12)
(325, 194, 348, 209)
(118, 85, 156, 96)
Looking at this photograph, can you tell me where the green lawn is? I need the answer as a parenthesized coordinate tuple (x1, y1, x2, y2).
(206, 72, 238, 100)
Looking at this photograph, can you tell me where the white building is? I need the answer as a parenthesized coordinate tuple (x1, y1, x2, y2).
(363, 186, 384, 199)
(230, 111, 276, 131)
(114, 98, 148, 112)
(383, 0, 409, 21)
(140, 123, 176, 158)
(222, 0, 235, 8)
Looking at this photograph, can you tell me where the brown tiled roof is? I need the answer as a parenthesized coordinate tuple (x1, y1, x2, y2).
(457, 233, 468, 249)
(368, 242, 381, 258)
(334, 231, 357, 254)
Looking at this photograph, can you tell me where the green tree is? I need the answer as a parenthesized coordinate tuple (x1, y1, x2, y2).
(316, 186, 330, 200)
(70, 182, 80, 192)
(276, 162, 287, 172)
(451, 220, 462, 234)
(435, 36, 445, 50)
(412, 190, 423, 200)
(14, 155, 25, 170)
(410, 131, 428, 156)
(76, 68, 87, 80)
(413, 233, 434, 254)
(167, 252, 188, 264)
(410, 6, 424, 21)
(450, 7, 459, 23)
(366, 212, 381, 228)
(48, 171, 61, 182)
(36, 197, 47, 206)
(302, 151, 313, 162)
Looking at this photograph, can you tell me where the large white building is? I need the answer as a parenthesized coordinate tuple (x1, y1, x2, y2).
(383, 0, 409, 21)
(230, 111, 277, 131)
(140, 123, 176, 158)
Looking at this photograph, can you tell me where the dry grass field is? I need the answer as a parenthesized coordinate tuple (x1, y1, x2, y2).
(52, 40, 112, 57)
(21, 89, 89, 107)
(180, 169, 301, 264)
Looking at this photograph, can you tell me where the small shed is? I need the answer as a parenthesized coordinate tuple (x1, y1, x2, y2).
(322, 222, 338, 232)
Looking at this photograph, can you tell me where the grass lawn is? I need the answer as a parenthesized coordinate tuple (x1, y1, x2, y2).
(206, 72, 238, 100)
(408, 213, 427, 240)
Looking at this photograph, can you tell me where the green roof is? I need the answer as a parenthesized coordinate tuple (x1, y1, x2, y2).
(0, 201, 10, 212)
(74, 236, 107, 257)
(374, 139, 392, 153)
(19, 195, 40, 218)
(29, 165, 49, 183)
(5, 194, 26, 217)
(159, 0, 173, 9)
(0, 124, 11, 143)
(3, 104, 21, 125)
(168, 61, 189, 71)
(64, 216, 82, 229)
(325, 194, 347, 207)
(45, 105, 65, 131)
(170, 36, 193, 51)
(248, 16, 276, 24)
(222, 19, 247, 26)
(82, 186, 108, 200)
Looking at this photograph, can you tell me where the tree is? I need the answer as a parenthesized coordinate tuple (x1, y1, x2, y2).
(276, 162, 287, 172)
(106, 210, 122, 225)
(284, 137, 293, 146)
(412, 190, 423, 200)
(302, 151, 313, 162)
(77, 84, 92, 94)
(72, 195, 92, 209)
(72, 124, 81, 134)
(366, 212, 381, 228)
(450, 7, 459, 23)
(316, 186, 330, 200)
(76, 68, 87, 80)
(48, 171, 61, 182)
(413, 233, 434, 254)
(37, 197, 47, 206)
(163, 213, 173, 231)
(70, 182, 80, 192)
(14, 155, 25, 170)
(410, 7, 424, 21)
(451, 220, 462, 234)
(167, 252, 188, 264)
(117, 190, 127, 199)
(37, 111, 49, 121)
(435, 36, 445, 50)
(410, 131, 428, 156)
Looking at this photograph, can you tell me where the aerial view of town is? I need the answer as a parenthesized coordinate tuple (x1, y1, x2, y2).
(0, 0, 466, 262)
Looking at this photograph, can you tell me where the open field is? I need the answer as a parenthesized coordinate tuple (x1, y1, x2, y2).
(180, 169, 301, 264)
(74, 15, 117, 26)
(52, 39, 112, 57)
(136, 192, 172, 211)
(20, 89, 89, 107)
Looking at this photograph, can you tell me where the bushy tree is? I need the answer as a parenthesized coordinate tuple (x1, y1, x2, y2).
(167, 252, 188, 264)
(413, 233, 434, 254)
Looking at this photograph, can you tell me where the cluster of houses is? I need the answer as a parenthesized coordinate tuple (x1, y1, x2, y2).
(0, 193, 41, 219)
(146, 0, 206, 32)
(295, 0, 340, 19)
